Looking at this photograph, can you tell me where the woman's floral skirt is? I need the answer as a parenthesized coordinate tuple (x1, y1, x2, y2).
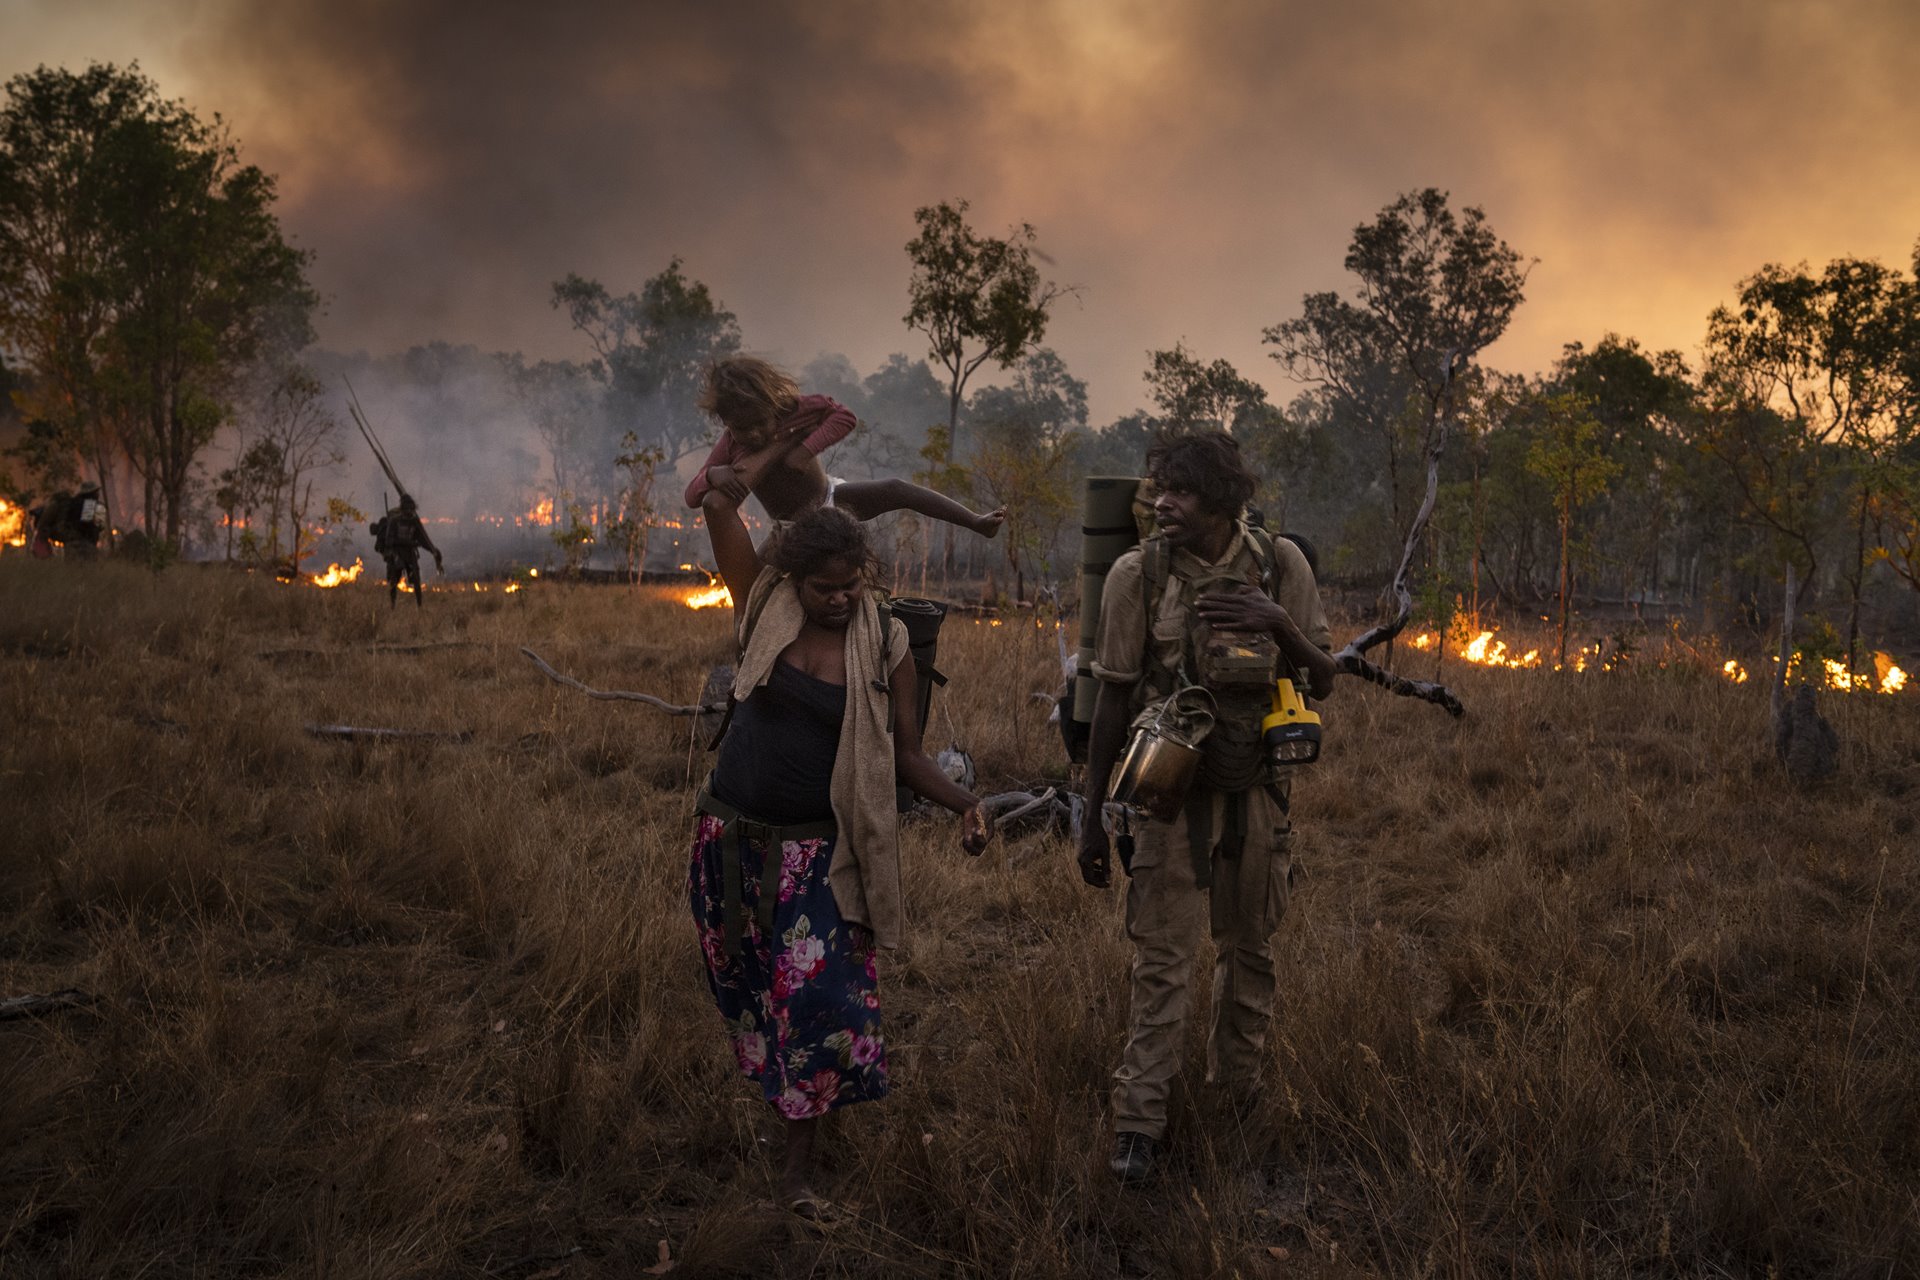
(688, 813, 888, 1119)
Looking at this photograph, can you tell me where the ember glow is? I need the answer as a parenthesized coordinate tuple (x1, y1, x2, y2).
(0, 499, 27, 548)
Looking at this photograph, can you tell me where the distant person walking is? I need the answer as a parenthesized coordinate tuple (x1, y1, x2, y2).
(374, 494, 442, 608)
(690, 486, 992, 1216)
(1077, 432, 1338, 1185)
(685, 356, 1005, 539)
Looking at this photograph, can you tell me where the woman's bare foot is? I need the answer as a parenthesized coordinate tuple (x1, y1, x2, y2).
(778, 1116, 819, 1210)
(970, 507, 1007, 538)
(784, 1187, 845, 1224)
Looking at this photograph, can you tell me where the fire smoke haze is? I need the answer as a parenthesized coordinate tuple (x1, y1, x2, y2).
(8, 0, 1920, 426)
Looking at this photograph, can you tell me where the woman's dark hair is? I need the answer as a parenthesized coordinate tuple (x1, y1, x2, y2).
(768, 507, 874, 579)
(1145, 430, 1256, 517)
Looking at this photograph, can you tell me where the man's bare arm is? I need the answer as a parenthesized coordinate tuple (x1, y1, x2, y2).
(1077, 678, 1136, 887)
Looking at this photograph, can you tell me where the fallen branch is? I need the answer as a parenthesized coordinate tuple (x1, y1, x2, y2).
(369, 641, 485, 654)
(982, 786, 1059, 826)
(257, 640, 484, 660)
(521, 647, 725, 716)
(305, 724, 474, 743)
(1337, 653, 1465, 718)
(0, 989, 97, 1021)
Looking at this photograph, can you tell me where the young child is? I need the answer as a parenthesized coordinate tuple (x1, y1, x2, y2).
(685, 357, 1005, 538)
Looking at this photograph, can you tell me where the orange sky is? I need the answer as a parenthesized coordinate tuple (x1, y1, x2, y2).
(8, 0, 1918, 424)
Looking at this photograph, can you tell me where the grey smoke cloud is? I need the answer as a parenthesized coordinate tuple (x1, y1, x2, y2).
(10, 0, 1920, 428)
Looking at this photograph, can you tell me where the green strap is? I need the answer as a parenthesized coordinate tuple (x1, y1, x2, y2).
(697, 782, 836, 956)
(1142, 537, 1175, 699)
(721, 822, 747, 956)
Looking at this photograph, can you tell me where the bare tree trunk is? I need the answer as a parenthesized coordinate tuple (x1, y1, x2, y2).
(1556, 490, 1571, 669)
(1844, 480, 1869, 677)
(1469, 447, 1483, 623)
(1336, 401, 1450, 663)
(1773, 560, 1796, 725)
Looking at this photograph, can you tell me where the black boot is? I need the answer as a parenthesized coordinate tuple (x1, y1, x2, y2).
(1109, 1131, 1159, 1186)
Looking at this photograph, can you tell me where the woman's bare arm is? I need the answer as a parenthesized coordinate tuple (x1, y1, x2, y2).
(888, 651, 991, 853)
(700, 491, 763, 603)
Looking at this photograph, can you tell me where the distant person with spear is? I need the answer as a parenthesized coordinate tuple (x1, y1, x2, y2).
(373, 493, 443, 608)
(343, 378, 445, 607)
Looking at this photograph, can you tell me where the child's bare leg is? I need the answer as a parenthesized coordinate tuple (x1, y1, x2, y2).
(833, 478, 1005, 538)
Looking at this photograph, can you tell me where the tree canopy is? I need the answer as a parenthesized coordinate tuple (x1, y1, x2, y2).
(0, 62, 316, 547)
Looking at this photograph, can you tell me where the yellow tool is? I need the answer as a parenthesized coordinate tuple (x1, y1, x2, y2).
(1261, 678, 1322, 765)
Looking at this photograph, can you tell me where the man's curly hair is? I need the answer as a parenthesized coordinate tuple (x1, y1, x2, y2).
(767, 507, 875, 580)
(1145, 430, 1256, 517)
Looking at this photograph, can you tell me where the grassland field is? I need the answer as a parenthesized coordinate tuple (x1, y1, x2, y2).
(1, 558, 1916, 1279)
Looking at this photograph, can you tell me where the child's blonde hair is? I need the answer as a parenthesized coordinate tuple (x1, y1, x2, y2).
(699, 357, 800, 447)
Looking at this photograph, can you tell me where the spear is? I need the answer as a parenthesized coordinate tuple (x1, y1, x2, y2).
(343, 377, 409, 498)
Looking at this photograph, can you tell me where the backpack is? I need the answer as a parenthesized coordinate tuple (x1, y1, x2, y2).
(1139, 523, 1294, 793)
(1138, 523, 1287, 696)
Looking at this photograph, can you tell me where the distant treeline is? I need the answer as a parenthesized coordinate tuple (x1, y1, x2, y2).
(4, 65, 1917, 673)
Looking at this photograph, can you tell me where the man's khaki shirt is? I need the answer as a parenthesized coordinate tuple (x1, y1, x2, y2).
(1092, 525, 1331, 711)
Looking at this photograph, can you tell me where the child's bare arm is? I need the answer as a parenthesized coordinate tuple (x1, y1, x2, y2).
(684, 434, 740, 509)
(731, 431, 813, 490)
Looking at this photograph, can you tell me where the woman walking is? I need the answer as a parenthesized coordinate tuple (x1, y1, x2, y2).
(690, 488, 992, 1215)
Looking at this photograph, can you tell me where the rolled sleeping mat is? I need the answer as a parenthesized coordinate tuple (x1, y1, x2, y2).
(1073, 476, 1142, 727)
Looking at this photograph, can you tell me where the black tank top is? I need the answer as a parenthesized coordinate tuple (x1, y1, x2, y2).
(711, 659, 845, 823)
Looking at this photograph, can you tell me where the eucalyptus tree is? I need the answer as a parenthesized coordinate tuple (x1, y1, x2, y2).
(1266, 188, 1529, 659)
(1, 63, 314, 546)
(552, 257, 741, 467)
(905, 199, 1066, 577)
(1699, 255, 1916, 670)
(969, 348, 1088, 599)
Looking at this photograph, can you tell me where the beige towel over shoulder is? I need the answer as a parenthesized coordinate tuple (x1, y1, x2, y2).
(734, 566, 910, 946)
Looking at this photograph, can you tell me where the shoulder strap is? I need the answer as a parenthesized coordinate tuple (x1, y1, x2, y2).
(1141, 536, 1178, 694)
(1143, 535, 1172, 618)
(875, 595, 895, 671)
(734, 572, 781, 658)
(1245, 525, 1278, 597)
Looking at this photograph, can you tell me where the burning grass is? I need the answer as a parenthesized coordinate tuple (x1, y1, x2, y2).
(1, 557, 1916, 1278)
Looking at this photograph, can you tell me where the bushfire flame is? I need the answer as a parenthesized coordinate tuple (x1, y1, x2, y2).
(0, 498, 26, 548)
(1406, 629, 1541, 670)
(308, 559, 364, 588)
(1407, 625, 1907, 693)
(674, 563, 731, 609)
(682, 583, 732, 609)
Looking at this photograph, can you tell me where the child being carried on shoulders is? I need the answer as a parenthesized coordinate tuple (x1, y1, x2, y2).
(685, 357, 1004, 538)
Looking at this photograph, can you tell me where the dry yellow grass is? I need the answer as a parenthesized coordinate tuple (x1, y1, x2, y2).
(2, 558, 1915, 1278)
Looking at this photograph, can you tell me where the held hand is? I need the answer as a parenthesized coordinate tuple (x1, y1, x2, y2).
(1194, 583, 1289, 633)
(433, 553, 444, 574)
(960, 804, 993, 856)
(707, 464, 750, 503)
(1077, 821, 1112, 889)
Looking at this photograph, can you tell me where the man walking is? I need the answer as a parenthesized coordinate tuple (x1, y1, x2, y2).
(376, 494, 443, 608)
(1078, 431, 1337, 1184)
